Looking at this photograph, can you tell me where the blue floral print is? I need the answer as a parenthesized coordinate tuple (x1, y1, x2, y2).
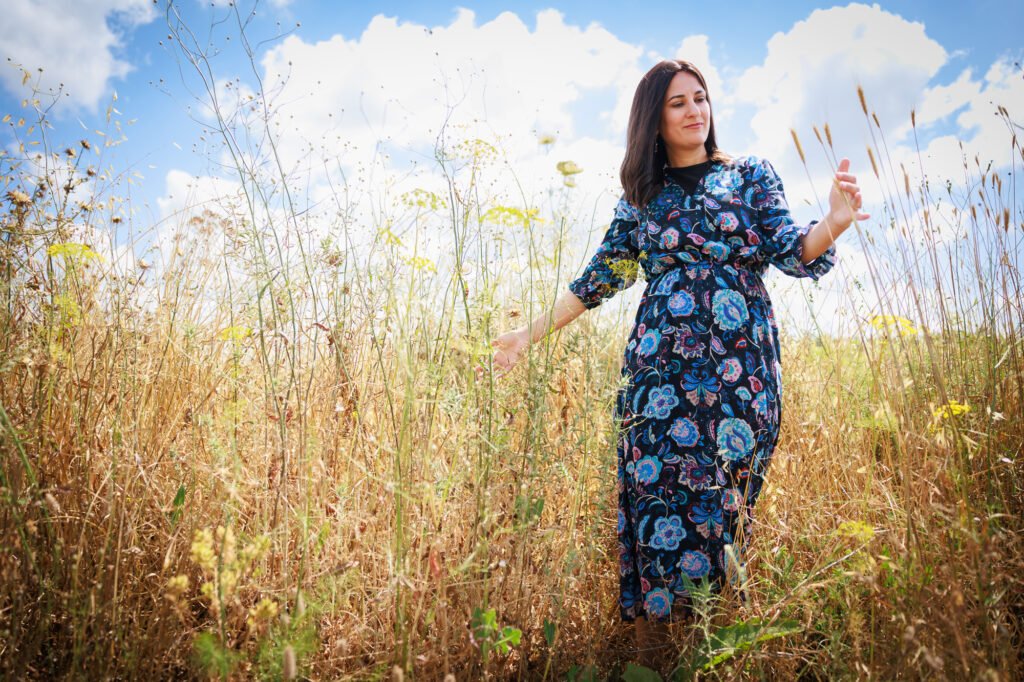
(638, 328, 661, 356)
(643, 385, 679, 419)
(667, 290, 696, 316)
(679, 550, 712, 579)
(635, 456, 663, 485)
(673, 324, 705, 358)
(703, 167, 743, 199)
(644, 588, 673, 619)
(669, 417, 700, 447)
(717, 417, 756, 461)
(650, 515, 687, 551)
(567, 155, 836, 622)
(683, 369, 721, 407)
(712, 289, 749, 330)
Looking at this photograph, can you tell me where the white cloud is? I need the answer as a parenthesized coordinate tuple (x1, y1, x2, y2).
(859, 53, 1024, 216)
(252, 9, 644, 193)
(733, 3, 947, 172)
(150, 4, 1020, 335)
(719, 2, 1020, 315)
(691, 1, 1020, 201)
(910, 67, 981, 132)
(156, 168, 246, 227)
(0, 0, 155, 111)
(152, 6, 659, 313)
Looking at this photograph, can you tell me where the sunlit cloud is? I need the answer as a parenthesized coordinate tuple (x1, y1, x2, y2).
(0, 0, 156, 111)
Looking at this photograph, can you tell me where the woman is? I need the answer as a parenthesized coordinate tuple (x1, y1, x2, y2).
(487, 59, 868, 672)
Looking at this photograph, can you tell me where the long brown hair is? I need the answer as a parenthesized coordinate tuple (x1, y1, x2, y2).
(621, 59, 732, 210)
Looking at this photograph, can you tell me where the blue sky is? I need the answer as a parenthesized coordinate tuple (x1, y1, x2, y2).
(2, 1, 1021, 212)
(1, 1, 1022, 330)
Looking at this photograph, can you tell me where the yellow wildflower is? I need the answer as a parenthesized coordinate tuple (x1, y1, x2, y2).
(933, 400, 970, 421)
(220, 568, 239, 597)
(836, 520, 875, 543)
(190, 528, 216, 573)
(379, 226, 403, 247)
(53, 295, 81, 326)
(200, 581, 221, 616)
(247, 597, 279, 630)
(399, 188, 446, 211)
(165, 574, 190, 601)
(218, 325, 252, 341)
(453, 138, 498, 163)
(238, 534, 271, 566)
(405, 255, 437, 272)
(215, 525, 237, 566)
(482, 205, 543, 228)
(608, 257, 639, 284)
(537, 133, 556, 145)
(47, 242, 102, 262)
(556, 160, 583, 176)
(869, 314, 917, 336)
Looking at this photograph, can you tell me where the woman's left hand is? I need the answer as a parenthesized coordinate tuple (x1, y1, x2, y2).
(828, 157, 870, 230)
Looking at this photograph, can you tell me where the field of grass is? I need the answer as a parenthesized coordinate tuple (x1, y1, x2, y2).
(1, 31, 1022, 681)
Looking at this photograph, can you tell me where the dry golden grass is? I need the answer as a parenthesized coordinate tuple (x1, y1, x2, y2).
(1, 55, 1022, 682)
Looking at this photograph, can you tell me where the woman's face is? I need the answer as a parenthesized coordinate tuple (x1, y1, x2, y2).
(658, 70, 711, 162)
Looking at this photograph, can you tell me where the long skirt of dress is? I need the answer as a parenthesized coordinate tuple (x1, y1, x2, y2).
(614, 266, 784, 622)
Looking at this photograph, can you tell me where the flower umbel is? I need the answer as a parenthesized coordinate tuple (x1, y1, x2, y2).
(555, 160, 583, 176)
(933, 400, 970, 420)
(870, 314, 917, 337)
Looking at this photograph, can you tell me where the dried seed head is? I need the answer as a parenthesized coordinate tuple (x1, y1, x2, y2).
(790, 129, 806, 164)
(165, 574, 189, 601)
(857, 85, 867, 115)
(866, 147, 879, 178)
(824, 123, 833, 148)
(283, 645, 297, 680)
(44, 492, 61, 515)
(8, 189, 31, 206)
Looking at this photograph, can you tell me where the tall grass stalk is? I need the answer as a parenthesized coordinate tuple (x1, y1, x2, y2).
(0, 13, 1021, 680)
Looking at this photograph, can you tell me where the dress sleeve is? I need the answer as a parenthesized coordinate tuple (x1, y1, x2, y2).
(567, 196, 643, 309)
(752, 157, 836, 280)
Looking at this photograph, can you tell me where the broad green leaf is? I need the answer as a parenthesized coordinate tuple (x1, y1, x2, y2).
(192, 631, 240, 678)
(567, 664, 598, 682)
(543, 619, 556, 646)
(691, 617, 802, 671)
(170, 484, 186, 526)
(622, 662, 663, 682)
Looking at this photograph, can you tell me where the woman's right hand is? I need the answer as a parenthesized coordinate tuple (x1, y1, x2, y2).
(477, 327, 530, 380)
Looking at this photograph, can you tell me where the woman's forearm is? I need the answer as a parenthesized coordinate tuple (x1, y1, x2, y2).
(520, 289, 588, 345)
(800, 212, 850, 264)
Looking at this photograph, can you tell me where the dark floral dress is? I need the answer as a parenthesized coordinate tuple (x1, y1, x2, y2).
(567, 155, 837, 621)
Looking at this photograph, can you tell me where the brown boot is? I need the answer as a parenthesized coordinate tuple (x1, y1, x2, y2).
(635, 616, 675, 676)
